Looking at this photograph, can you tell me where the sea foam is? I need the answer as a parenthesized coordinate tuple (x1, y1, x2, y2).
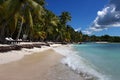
(53, 45, 109, 80)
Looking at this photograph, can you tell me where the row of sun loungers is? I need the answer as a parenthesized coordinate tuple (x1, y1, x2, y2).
(5, 37, 23, 44)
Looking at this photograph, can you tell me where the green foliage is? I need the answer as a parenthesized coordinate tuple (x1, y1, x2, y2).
(0, 0, 45, 42)
(59, 12, 71, 25)
(1, 0, 119, 43)
(87, 35, 120, 42)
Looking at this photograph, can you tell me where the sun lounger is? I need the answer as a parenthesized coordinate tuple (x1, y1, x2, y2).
(5, 37, 22, 44)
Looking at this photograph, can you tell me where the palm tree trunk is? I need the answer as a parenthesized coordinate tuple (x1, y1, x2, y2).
(16, 21, 23, 40)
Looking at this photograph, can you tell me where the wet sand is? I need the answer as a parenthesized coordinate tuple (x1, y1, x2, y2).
(0, 49, 84, 80)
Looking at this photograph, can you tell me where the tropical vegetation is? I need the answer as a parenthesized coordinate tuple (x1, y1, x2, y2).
(0, 0, 120, 44)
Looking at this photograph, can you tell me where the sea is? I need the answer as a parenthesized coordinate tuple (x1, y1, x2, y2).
(54, 43, 120, 80)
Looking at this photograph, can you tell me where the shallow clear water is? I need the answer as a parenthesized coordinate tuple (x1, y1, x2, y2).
(73, 43, 120, 80)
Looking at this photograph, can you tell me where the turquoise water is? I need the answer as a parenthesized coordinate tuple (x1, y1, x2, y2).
(73, 43, 120, 80)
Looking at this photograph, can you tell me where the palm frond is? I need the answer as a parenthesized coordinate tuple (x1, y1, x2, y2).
(2, 0, 22, 19)
(8, 16, 17, 34)
(27, 0, 45, 16)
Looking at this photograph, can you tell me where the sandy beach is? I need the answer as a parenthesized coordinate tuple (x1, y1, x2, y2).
(0, 47, 84, 80)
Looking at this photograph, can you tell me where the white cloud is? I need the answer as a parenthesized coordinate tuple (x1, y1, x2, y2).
(83, 0, 120, 34)
(75, 27, 81, 31)
(83, 30, 92, 35)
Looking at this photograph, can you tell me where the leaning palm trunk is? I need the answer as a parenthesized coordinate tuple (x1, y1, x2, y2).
(0, 0, 22, 43)
(0, 0, 45, 43)
(16, 21, 23, 40)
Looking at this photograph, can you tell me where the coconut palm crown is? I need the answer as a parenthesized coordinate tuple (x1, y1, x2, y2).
(0, 0, 45, 43)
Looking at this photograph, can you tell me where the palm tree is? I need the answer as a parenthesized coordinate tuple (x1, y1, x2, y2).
(0, 0, 45, 43)
(59, 12, 71, 25)
(32, 23, 46, 41)
(56, 11, 71, 42)
(42, 10, 59, 41)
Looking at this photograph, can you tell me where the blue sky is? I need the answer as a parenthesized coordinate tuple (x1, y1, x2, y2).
(45, 0, 120, 36)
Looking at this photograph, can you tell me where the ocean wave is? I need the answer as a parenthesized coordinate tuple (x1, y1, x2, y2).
(53, 45, 109, 80)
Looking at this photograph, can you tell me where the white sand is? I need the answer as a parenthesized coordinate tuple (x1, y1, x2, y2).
(0, 43, 62, 64)
(0, 47, 84, 80)
(0, 45, 51, 64)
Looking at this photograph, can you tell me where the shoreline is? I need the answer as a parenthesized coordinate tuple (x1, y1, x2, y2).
(0, 44, 51, 64)
(0, 42, 62, 64)
(0, 43, 110, 80)
(0, 44, 84, 80)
